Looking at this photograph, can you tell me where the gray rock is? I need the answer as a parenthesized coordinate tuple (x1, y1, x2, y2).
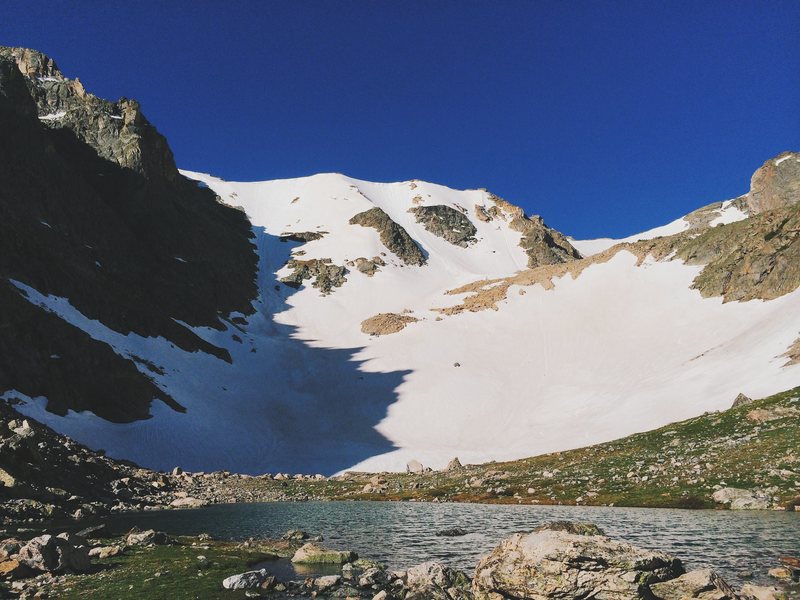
(350, 207, 426, 266)
(472, 523, 683, 599)
(280, 258, 348, 293)
(650, 569, 738, 599)
(712, 487, 772, 510)
(17, 534, 90, 573)
(222, 568, 272, 590)
(291, 542, 357, 564)
(169, 496, 207, 508)
(125, 529, 173, 546)
(406, 561, 473, 600)
(406, 460, 424, 474)
(314, 574, 342, 591)
(436, 527, 469, 537)
(732, 393, 754, 408)
(444, 457, 463, 471)
(409, 205, 477, 247)
(740, 583, 788, 600)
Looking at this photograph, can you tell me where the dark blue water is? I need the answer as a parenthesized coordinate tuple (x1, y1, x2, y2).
(80, 502, 799, 585)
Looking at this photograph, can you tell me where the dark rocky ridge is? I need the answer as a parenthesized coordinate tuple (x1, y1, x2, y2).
(409, 205, 478, 247)
(349, 207, 426, 266)
(486, 194, 582, 267)
(0, 48, 258, 422)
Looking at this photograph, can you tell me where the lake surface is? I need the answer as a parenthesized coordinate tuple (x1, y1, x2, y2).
(79, 501, 798, 585)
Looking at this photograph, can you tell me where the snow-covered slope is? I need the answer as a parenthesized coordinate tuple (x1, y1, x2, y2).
(10, 170, 800, 475)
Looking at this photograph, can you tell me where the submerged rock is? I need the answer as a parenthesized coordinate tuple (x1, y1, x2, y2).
(436, 527, 468, 537)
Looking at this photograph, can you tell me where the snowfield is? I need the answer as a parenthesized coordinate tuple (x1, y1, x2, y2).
(10, 171, 800, 474)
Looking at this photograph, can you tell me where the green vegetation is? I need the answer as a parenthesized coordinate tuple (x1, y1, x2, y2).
(49, 537, 285, 600)
(254, 387, 800, 509)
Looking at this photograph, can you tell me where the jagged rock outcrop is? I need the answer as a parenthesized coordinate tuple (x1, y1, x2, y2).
(348, 256, 385, 277)
(472, 521, 683, 599)
(439, 156, 800, 315)
(0, 46, 177, 182)
(746, 152, 800, 214)
(675, 200, 800, 302)
(487, 194, 582, 267)
(280, 258, 347, 293)
(0, 47, 258, 422)
(409, 205, 477, 247)
(349, 207, 426, 266)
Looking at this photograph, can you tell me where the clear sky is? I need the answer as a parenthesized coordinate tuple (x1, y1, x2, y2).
(3, 1, 798, 238)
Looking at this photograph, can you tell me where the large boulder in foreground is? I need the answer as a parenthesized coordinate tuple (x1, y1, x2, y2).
(16, 533, 90, 573)
(472, 522, 683, 599)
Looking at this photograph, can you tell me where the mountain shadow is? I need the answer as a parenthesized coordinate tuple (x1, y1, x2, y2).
(0, 53, 406, 475)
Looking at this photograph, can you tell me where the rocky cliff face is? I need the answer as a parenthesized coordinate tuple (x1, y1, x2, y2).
(0, 47, 258, 422)
(746, 152, 800, 214)
(0, 47, 177, 182)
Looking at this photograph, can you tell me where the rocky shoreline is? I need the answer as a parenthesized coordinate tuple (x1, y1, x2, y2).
(1, 521, 797, 599)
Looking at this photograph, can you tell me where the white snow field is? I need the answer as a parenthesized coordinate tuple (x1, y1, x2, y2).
(10, 171, 800, 474)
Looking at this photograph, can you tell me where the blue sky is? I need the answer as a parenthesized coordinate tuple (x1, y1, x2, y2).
(3, 1, 798, 238)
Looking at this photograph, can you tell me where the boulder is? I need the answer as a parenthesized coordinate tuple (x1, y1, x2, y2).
(768, 567, 795, 582)
(17, 534, 90, 573)
(406, 460, 424, 474)
(712, 488, 771, 509)
(732, 393, 754, 408)
(281, 529, 310, 541)
(291, 542, 357, 564)
(445, 457, 463, 471)
(314, 574, 342, 591)
(0, 539, 21, 561)
(358, 566, 388, 587)
(222, 568, 272, 590)
(650, 569, 738, 599)
(125, 529, 173, 546)
(169, 496, 207, 508)
(0, 467, 17, 489)
(741, 584, 788, 600)
(472, 522, 683, 600)
(88, 545, 122, 559)
(0, 559, 32, 580)
(406, 561, 473, 600)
